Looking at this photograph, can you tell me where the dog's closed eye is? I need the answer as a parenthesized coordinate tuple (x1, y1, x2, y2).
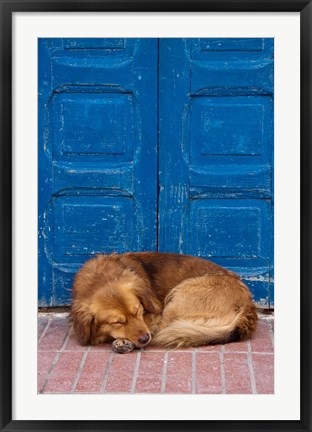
(107, 317, 126, 325)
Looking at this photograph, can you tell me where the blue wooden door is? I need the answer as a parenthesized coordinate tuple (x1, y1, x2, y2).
(159, 39, 274, 306)
(38, 39, 158, 306)
(39, 38, 274, 307)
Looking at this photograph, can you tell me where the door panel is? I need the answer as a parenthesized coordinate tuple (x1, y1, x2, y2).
(38, 39, 158, 306)
(159, 38, 274, 306)
(191, 38, 273, 94)
(188, 199, 271, 268)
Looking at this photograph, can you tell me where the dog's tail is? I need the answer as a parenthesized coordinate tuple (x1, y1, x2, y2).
(151, 307, 257, 349)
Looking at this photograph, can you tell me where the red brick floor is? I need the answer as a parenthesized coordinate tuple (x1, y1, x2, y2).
(38, 313, 274, 394)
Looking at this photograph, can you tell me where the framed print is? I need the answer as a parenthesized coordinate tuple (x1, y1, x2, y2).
(1, 1, 311, 431)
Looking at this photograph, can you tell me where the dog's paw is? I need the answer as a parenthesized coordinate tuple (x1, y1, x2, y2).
(112, 339, 135, 354)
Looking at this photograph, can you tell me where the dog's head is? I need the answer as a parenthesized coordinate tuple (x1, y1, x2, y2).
(71, 268, 160, 348)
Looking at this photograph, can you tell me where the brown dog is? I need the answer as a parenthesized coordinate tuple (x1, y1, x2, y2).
(70, 252, 257, 351)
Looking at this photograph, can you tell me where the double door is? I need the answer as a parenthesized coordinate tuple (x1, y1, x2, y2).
(38, 38, 274, 306)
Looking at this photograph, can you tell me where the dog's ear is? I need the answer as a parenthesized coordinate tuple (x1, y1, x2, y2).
(134, 286, 161, 315)
(70, 304, 96, 346)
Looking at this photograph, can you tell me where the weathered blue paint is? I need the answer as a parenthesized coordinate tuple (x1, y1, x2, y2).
(38, 39, 158, 306)
(159, 38, 274, 307)
(39, 38, 274, 307)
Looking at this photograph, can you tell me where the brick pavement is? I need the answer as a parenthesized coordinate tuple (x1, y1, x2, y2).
(38, 314, 274, 394)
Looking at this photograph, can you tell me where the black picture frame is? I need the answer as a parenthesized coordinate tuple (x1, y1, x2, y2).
(1, 1, 311, 431)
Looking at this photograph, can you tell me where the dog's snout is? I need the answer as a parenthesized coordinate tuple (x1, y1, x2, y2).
(138, 333, 150, 345)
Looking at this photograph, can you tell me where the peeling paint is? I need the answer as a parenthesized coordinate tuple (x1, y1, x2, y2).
(245, 275, 274, 283)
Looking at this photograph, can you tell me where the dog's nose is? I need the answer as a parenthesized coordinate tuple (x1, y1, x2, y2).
(138, 333, 150, 345)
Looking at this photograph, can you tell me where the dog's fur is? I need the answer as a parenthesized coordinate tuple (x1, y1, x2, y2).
(70, 252, 258, 349)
